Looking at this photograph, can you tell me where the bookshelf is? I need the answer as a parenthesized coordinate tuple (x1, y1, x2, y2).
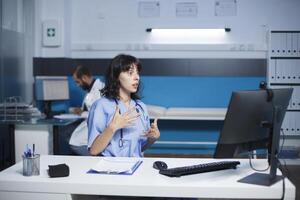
(268, 30, 300, 162)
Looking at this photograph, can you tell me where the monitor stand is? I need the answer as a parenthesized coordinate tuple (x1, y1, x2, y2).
(238, 106, 283, 186)
(238, 172, 283, 186)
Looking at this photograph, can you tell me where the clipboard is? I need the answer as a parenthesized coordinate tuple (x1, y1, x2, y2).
(87, 159, 143, 175)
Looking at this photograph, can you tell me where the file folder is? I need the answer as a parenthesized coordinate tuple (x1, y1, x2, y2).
(87, 159, 143, 175)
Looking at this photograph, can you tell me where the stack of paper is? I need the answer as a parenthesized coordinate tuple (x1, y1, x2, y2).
(53, 113, 85, 119)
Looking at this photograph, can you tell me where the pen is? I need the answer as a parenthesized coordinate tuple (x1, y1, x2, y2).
(24, 144, 33, 158)
(33, 144, 35, 157)
(28, 149, 32, 157)
(106, 171, 120, 174)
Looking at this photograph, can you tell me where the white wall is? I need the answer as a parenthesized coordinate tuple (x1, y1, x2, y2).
(35, 0, 300, 58)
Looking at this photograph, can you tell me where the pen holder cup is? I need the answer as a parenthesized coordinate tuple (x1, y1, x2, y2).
(22, 154, 40, 176)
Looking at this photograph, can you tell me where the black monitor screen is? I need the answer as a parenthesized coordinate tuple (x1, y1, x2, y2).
(214, 88, 292, 158)
(214, 88, 293, 186)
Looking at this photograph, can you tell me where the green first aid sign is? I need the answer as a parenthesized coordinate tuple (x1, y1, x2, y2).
(47, 28, 55, 37)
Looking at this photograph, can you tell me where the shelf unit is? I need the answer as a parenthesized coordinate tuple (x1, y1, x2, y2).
(268, 30, 300, 160)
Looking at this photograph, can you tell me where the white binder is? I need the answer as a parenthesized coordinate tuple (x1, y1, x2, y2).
(285, 59, 291, 83)
(292, 33, 298, 56)
(290, 60, 296, 83)
(296, 60, 300, 82)
(276, 59, 282, 83)
(296, 113, 300, 135)
(268, 59, 276, 83)
(281, 112, 288, 134)
(271, 33, 280, 56)
(282, 59, 289, 83)
(298, 33, 300, 57)
(279, 33, 287, 57)
(289, 112, 296, 135)
(294, 86, 300, 110)
(290, 86, 296, 110)
(286, 33, 292, 56)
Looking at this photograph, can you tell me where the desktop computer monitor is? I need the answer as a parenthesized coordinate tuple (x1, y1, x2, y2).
(214, 88, 293, 186)
(35, 76, 69, 118)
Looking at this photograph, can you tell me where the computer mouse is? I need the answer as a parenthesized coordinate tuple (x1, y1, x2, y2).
(153, 161, 168, 170)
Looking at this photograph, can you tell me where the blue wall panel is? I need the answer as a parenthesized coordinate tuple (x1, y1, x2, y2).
(141, 76, 265, 107)
(66, 76, 265, 108)
(51, 75, 265, 156)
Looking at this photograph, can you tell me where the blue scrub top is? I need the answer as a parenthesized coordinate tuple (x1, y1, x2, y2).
(87, 97, 150, 157)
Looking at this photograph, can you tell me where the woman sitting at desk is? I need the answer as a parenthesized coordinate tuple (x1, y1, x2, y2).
(87, 54, 160, 156)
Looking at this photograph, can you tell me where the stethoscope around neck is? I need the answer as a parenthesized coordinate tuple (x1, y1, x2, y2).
(114, 99, 148, 148)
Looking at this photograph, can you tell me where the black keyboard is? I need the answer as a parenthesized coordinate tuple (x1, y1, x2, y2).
(159, 161, 240, 177)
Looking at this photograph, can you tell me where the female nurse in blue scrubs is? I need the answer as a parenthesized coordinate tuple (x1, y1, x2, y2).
(87, 54, 160, 157)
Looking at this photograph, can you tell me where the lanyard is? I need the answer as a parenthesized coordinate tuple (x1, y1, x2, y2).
(114, 99, 146, 148)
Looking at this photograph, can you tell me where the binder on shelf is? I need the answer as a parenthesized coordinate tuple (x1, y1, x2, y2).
(296, 113, 300, 135)
(271, 32, 280, 56)
(298, 33, 300, 57)
(289, 60, 294, 83)
(269, 30, 300, 137)
(291, 86, 296, 110)
(285, 60, 291, 83)
(290, 112, 296, 135)
(279, 33, 287, 57)
(292, 60, 297, 83)
(281, 112, 288, 135)
(268, 59, 276, 83)
(87, 158, 143, 175)
(295, 87, 300, 110)
(287, 33, 292, 56)
(294, 60, 300, 82)
(281, 59, 287, 82)
(276, 59, 282, 83)
(292, 33, 298, 56)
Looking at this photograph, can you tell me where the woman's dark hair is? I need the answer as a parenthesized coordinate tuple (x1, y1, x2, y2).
(101, 54, 142, 100)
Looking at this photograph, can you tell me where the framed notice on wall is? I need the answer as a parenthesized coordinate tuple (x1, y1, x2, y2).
(176, 2, 198, 18)
(215, 0, 237, 16)
(138, 1, 160, 18)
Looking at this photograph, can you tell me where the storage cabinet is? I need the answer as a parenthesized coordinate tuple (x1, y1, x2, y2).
(268, 31, 300, 159)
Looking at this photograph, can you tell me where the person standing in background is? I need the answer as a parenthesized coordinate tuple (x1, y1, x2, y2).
(69, 65, 105, 155)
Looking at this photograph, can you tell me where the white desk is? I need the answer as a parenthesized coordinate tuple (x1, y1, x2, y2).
(0, 155, 296, 200)
(0, 118, 79, 165)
